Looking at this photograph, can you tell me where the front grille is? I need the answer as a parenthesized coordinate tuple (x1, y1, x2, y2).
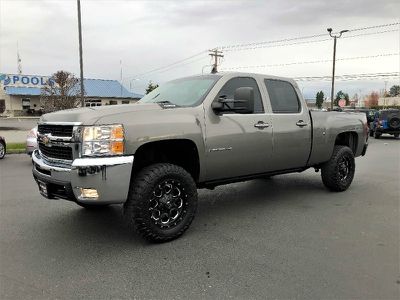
(39, 142, 73, 161)
(38, 124, 74, 137)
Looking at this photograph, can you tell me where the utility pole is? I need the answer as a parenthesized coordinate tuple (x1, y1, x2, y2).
(209, 49, 223, 74)
(77, 0, 85, 107)
(327, 28, 348, 110)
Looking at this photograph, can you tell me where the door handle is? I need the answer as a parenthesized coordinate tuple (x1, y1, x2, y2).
(296, 120, 308, 127)
(254, 121, 270, 129)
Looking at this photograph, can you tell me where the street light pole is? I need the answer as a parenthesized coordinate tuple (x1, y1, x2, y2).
(77, 0, 85, 107)
(327, 28, 348, 110)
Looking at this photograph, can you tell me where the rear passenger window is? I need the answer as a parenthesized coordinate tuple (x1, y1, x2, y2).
(217, 77, 264, 113)
(264, 79, 300, 113)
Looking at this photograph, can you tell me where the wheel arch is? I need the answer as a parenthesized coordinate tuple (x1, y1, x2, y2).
(131, 139, 201, 182)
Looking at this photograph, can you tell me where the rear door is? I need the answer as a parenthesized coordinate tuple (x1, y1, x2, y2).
(263, 79, 312, 170)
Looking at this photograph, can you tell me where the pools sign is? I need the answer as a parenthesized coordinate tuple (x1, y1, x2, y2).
(0, 74, 55, 87)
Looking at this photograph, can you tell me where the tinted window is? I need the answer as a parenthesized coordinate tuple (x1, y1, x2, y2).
(217, 77, 264, 113)
(264, 79, 300, 113)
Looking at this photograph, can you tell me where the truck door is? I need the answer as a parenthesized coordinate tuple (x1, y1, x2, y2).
(204, 76, 273, 181)
(263, 79, 312, 170)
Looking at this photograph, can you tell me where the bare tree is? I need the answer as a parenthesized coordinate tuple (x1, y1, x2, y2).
(40, 71, 82, 113)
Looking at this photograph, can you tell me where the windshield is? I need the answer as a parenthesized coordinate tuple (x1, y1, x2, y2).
(139, 75, 221, 107)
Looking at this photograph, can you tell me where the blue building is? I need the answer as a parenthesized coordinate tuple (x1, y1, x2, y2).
(0, 73, 143, 116)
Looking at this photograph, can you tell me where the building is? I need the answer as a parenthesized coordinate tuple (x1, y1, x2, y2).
(0, 73, 143, 117)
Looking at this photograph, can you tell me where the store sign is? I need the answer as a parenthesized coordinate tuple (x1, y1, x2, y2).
(0, 74, 55, 87)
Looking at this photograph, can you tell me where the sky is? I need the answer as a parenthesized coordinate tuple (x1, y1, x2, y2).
(0, 0, 399, 98)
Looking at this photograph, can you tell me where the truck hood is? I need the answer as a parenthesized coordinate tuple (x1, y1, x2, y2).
(40, 103, 162, 125)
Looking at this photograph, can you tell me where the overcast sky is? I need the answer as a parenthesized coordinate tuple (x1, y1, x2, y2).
(0, 0, 399, 97)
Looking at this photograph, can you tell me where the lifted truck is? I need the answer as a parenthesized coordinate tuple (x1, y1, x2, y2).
(32, 73, 368, 242)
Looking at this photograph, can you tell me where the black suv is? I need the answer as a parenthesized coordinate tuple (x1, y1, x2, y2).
(370, 109, 400, 139)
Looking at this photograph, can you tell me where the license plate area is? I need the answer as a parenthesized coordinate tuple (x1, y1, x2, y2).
(37, 180, 50, 198)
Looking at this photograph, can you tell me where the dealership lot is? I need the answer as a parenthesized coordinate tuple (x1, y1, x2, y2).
(0, 138, 399, 299)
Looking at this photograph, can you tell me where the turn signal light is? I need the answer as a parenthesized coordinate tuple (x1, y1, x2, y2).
(111, 141, 124, 154)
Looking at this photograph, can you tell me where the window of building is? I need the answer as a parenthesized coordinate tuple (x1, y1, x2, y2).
(22, 98, 31, 110)
(216, 77, 264, 113)
(85, 99, 102, 107)
(109, 100, 118, 105)
(122, 100, 130, 104)
(0, 100, 5, 114)
(264, 79, 300, 113)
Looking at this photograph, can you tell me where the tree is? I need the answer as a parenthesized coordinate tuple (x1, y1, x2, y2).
(334, 90, 349, 106)
(145, 81, 159, 94)
(389, 85, 400, 97)
(315, 91, 324, 109)
(364, 91, 379, 108)
(40, 71, 81, 113)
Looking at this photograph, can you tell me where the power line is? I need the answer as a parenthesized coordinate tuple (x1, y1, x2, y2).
(125, 50, 208, 79)
(293, 72, 400, 82)
(221, 29, 399, 52)
(221, 53, 399, 70)
(218, 22, 400, 50)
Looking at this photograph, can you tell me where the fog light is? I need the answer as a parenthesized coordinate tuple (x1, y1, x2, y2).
(80, 188, 99, 199)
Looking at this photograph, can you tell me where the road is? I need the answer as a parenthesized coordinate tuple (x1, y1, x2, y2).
(0, 137, 399, 299)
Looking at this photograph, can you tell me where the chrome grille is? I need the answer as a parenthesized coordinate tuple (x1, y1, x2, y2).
(38, 124, 74, 137)
(39, 142, 73, 161)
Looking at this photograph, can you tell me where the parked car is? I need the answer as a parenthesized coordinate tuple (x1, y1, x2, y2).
(370, 109, 400, 138)
(32, 72, 368, 242)
(0, 136, 5, 159)
(26, 127, 38, 155)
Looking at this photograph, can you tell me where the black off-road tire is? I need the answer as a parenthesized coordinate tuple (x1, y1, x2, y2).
(374, 131, 381, 139)
(394, 133, 399, 138)
(124, 163, 198, 243)
(369, 129, 374, 137)
(75, 202, 110, 210)
(321, 146, 355, 192)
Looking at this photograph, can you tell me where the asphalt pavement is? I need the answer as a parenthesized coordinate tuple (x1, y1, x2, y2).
(0, 137, 399, 299)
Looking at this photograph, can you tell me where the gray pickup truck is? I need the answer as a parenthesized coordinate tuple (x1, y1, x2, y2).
(32, 72, 368, 242)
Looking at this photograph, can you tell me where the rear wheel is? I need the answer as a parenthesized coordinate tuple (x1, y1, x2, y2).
(374, 131, 381, 139)
(0, 141, 5, 159)
(369, 129, 374, 137)
(124, 163, 197, 242)
(321, 146, 355, 192)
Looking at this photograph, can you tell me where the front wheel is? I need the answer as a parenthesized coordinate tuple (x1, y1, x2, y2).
(321, 146, 355, 192)
(124, 163, 198, 243)
(394, 133, 399, 138)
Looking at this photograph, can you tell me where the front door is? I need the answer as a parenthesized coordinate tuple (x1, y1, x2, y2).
(204, 77, 273, 181)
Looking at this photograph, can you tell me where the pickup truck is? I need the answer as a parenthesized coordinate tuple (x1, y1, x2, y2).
(32, 72, 369, 242)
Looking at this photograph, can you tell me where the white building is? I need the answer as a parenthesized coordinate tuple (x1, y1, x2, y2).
(0, 73, 142, 117)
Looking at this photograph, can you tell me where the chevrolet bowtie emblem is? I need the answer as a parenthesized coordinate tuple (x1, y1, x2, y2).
(42, 135, 51, 146)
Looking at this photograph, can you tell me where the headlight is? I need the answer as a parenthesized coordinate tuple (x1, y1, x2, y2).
(82, 124, 124, 156)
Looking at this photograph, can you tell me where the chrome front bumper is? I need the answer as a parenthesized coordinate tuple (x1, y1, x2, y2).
(32, 149, 134, 204)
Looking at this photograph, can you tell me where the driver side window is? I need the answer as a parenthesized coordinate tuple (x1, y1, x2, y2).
(216, 77, 264, 113)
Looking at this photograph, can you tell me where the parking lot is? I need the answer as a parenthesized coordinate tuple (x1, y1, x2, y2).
(0, 137, 399, 299)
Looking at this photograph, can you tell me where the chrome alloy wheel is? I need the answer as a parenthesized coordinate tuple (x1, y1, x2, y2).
(0, 142, 5, 158)
(149, 179, 188, 229)
(338, 156, 351, 181)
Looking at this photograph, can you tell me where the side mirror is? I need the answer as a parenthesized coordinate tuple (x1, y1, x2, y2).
(233, 87, 254, 114)
(212, 87, 254, 114)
